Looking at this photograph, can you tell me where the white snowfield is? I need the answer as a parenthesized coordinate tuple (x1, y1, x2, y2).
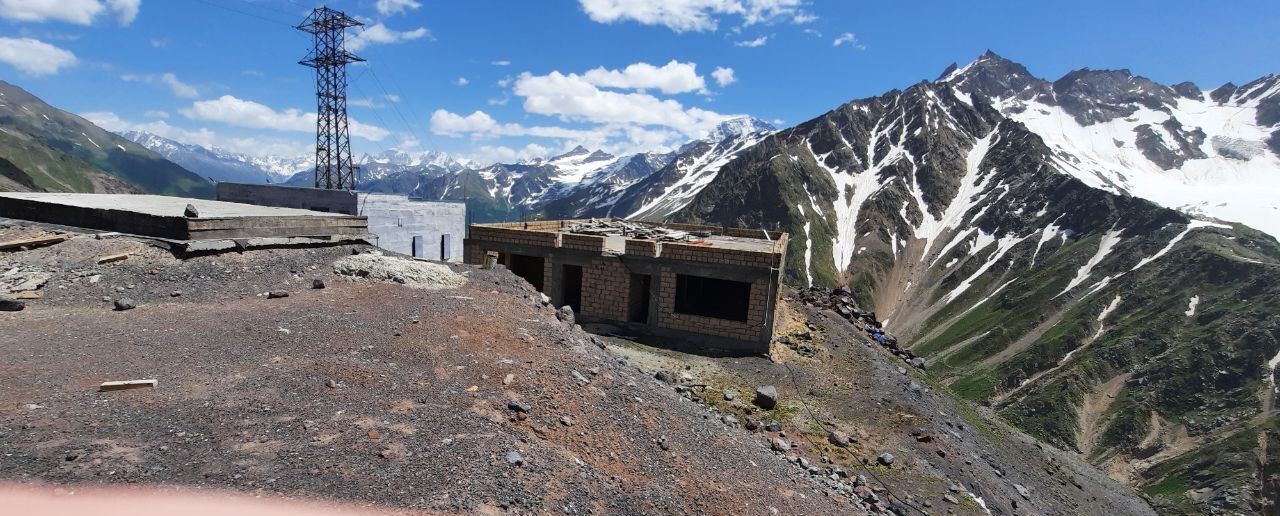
(994, 79, 1280, 238)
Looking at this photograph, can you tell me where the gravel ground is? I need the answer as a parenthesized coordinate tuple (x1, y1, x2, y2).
(596, 299, 1159, 516)
(0, 222, 858, 515)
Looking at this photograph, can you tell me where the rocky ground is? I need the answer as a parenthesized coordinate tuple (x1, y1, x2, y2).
(0, 219, 1154, 515)
(592, 295, 1158, 516)
(0, 220, 859, 515)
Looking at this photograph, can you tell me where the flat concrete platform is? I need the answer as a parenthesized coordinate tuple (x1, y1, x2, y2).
(0, 193, 367, 240)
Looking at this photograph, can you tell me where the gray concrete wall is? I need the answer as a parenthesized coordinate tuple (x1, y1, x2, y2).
(216, 183, 358, 215)
(357, 193, 466, 262)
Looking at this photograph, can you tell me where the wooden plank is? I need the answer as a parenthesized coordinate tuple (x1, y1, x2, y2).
(0, 235, 70, 251)
(98, 379, 157, 392)
(97, 252, 130, 264)
(6, 291, 43, 299)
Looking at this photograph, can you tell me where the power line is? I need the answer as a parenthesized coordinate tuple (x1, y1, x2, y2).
(186, 0, 295, 26)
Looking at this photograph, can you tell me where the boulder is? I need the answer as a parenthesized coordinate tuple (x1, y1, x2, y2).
(113, 298, 136, 311)
(183, 204, 200, 218)
(876, 452, 896, 466)
(753, 385, 778, 410)
(0, 296, 25, 311)
(312, 279, 326, 289)
(267, 291, 289, 299)
(770, 437, 791, 452)
(827, 430, 852, 448)
(556, 305, 575, 324)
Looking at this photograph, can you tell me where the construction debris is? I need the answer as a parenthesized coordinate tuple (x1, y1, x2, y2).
(333, 252, 467, 290)
(97, 252, 131, 264)
(0, 234, 70, 251)
(565, 219, 709, 243)
(98, 379, 157, 392)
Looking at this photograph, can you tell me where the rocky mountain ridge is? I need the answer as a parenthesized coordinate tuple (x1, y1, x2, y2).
(661, 52, 1279, 514)
(0, 80, 211, 198)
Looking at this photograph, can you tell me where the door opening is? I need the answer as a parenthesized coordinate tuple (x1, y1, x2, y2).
(628, 274, 651, 323)
(562, 264, 583, 313)
(508, 254, 545, 291)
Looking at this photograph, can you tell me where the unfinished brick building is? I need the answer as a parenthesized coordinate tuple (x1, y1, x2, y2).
(464, 220, 788, 354)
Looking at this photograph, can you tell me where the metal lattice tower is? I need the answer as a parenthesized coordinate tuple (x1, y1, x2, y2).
(297, 7, 363, 190)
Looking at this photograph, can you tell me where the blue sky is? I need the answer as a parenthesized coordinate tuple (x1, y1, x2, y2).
(1, 0, 1278, 164)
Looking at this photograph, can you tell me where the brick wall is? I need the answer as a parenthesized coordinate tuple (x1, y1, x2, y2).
(561, 233, 606, 252)
(624, 239, 660, 257)
(661, 242, 781, 268)
(654, 267, 773, 343)
(580, 259, 630, 321)
(468, 226, 560, 247)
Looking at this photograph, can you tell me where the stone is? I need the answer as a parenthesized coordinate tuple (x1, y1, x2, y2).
(556, 305, 575, 324)
(184, 204, 200, 218)
(507, 400, 531, 413)
(559, 416, 574, 426)
(570, 370, 590, 384)
(325, 379, 338, 388)
(744, 418, 761, 431)
(504, 451, 524, 466)
(170, 290, 182, 297)
(770, 437, 790, 452)
(721, 415, 739, 426)
(654, 371, 674, 383)
(942, 494, 959, 504)
(503, 373, 515, 385)
(909, 381, 923, 394)
(723, 389, 738, 401)
(113, 298, 136, 311)
(876, 452, 895, 466)
(827, 430, 852, 448)
(267, 291, 289, 299)
(764, 421, 782, 432)
(1014, 483, 1031, 500)
(911, 357, 927, 369)
(312, 279, 326, 289)
(753, 385, 778, 409)
(0, 296, 25, 311)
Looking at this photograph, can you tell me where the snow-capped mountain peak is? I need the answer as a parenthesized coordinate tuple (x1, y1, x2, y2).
(707, 116, 776, 141)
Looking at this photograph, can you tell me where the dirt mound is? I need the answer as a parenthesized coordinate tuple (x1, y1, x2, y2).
(332, 252, 466, 290)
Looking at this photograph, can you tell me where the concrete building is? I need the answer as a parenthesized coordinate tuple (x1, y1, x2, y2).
(0, 192, 366, 243)
(464, 220, 788, 354)
(216, 183, 465, 261)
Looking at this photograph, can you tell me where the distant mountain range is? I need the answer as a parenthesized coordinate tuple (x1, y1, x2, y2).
(0, 80, 211, 197)
(123, 115, 776, 224)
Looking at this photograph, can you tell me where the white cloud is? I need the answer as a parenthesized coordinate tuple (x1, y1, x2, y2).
(455, 77, 469, 86)
(121, 72, 199, 98)
(149, 38, 166, 48)
(832, 32, 865, 50)
(0, 0, 138, 26)
(161, 73, 198, 98)
(582, 60, 706, 94)
(106, 0, 138, 25)
(80, 111, 309, 158)
(346, 23, 430, 52)
(711, 66, 736, 87)
(375, 0, 421, 16)
(180, 95, 390, 141)
(349, 97, 385, 109)
(578, 0, 814, 33)
(490, 60, 511, 66)
(0, 37, 76, 75)
(513, 70, 734, 138)
(144, 110, 169, 119)
(430, 109, 597, 140)
(734, 35, 768, 47)
(383, 94, 400, 103)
